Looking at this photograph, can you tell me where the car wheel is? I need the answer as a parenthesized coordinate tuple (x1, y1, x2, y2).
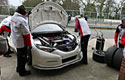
(113, 48, 123, 70)
(105, 46, 118, 66)
(92, 49, 105, 63)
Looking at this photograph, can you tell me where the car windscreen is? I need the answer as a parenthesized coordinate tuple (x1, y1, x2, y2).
(32, 24, 64, 33)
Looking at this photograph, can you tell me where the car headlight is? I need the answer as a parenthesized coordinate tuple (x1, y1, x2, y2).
(33, 38, 55, 52)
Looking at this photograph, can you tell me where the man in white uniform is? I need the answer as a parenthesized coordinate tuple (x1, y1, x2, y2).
(75, 15, 91, 64)
(10, 5, 32, 76)
(0, 16, 12, 57)
(117, 17, 125, 80)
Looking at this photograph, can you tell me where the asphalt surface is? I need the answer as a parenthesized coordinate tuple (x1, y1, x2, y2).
(0, 28, 119, 80)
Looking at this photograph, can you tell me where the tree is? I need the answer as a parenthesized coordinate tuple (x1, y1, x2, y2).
(22, 0, 123, 19)
(0, 0, 9, 14)
(121, 0, 125, 17)
(23, 0, 80, 10)
(52, 0, 56, 2)
(95, 0, 106, 17)
(0, 0, 8, 5)
(79, 0, 96, 12)
(79, 0, 97, 18)
(23, 0, 44, 11)
(23, 0, 44, 7)
(9, 6, 16, 15)
(61, 0, 80, 10)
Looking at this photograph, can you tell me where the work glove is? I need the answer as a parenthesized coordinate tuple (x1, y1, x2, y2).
(120, 38, 125, 46)
(28, 11, 32, 15)
(113, 43, 117, 47)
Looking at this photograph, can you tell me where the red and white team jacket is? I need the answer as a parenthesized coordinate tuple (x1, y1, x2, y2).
(0, 16, 11, 37)
(75, 18, 91, 37)
(0, 16, 12, 55)
(10, 12, 32, 48)
(114, 24, 125, 46)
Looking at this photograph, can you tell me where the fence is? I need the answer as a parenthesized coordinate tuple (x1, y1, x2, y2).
(0, 5, 124, 20)
(0, 6, 124, 29)
(66, 10, 125, 20)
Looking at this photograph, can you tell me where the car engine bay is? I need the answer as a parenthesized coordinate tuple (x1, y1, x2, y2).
(32, 32, 78, 52)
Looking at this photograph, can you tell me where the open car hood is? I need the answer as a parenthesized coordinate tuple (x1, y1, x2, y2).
(29, 1, 68, 30)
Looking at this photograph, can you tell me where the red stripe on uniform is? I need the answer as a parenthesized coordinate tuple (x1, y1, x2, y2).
(79, 25, 83, 37)
(11, 20, 16, 24)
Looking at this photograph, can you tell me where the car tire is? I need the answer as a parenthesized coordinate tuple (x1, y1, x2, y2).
(92, 49, 105, 63)
(105, 46, 118, 66)
(113, 48, 123, 70)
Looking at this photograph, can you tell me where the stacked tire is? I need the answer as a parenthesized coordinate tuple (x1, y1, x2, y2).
(93, 49, 105, 63)
(92, 37, 105, 63)
(105, 46, 123, 70)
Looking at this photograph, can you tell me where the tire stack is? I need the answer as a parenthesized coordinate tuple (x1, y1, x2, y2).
(105, 46, 123, 70)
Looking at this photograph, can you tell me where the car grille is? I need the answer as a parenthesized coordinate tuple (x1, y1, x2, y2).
(62, 55, 77, 63)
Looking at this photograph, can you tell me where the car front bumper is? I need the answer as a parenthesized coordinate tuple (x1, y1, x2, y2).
(32, 52, 82, 70)
(31, 43, 82, 70)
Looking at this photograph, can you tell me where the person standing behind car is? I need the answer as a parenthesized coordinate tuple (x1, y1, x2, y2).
(84, 15, 88, 21)
(10, 5, 32, 76)
(75, 15, 91, 64)
(0, 16, 12, 57)
(68, 14, 72, 24)
(115, 17, 125, 80)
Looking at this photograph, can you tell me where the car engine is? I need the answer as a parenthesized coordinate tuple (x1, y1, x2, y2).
(32, 32, 78, 52)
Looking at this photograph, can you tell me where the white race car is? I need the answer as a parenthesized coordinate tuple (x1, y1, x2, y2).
(28, 1, 82, 70)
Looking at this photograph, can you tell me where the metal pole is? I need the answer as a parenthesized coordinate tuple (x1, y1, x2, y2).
(7, 6, 10, 15)
(120, 7, 122, 20)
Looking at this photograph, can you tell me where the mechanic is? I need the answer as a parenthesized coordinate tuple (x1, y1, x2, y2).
(114, 17, 125, 48)
(10, 5, 32, 76)
(116, 17, 125, 80)
(68, 14, 72, 24)
(84, 14, 88, 21)
(0, 16, 12, 57)
(74, 14, 91, 64)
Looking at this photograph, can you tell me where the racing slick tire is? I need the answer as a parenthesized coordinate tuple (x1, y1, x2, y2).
(113, 48, 123, 70)
(93, 49, 105, 63)
(105, 46, 118, 66)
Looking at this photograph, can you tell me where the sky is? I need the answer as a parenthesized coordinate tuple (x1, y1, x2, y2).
(8, 0, 122, 6)
(8, 0, 24, 6)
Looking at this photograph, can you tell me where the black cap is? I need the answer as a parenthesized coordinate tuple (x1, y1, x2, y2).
(16, 5, 26, 15)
